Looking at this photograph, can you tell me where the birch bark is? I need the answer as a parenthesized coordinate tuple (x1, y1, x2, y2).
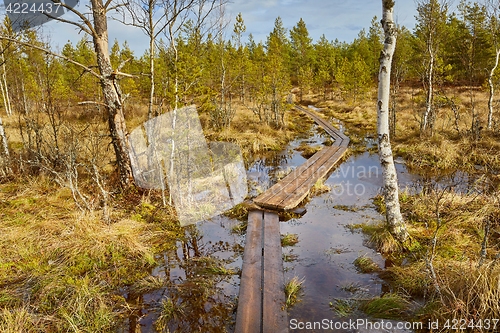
(487, 49, 500, 130)
(0, 115, 10, 175)
(378, 0, 410, 244)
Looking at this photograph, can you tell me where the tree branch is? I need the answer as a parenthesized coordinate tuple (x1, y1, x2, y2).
(0, 36, 102, 79)
(78, 101, 108, 107)
(50, 0, 98, 37)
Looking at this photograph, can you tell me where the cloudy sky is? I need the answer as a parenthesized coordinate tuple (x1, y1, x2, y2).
(33, 0, 420, 54)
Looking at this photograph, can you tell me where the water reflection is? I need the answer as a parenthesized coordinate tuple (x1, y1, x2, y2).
(120, 221, 242, 333)
(123, 122, 481, 332)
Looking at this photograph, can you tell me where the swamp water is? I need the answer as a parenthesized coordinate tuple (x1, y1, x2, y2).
(124, 120, 429, 333)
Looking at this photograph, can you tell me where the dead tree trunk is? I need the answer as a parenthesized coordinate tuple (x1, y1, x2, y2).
(378, 0, 411, 245)
(91, 0, 134, 187)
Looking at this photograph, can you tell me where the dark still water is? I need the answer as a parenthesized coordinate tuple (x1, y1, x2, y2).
(125, 124, 421, 333)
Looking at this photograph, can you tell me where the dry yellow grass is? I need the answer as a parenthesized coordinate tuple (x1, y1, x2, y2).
(0, 177, 179, 332)
(0, 98, 309, 331)
(201, 102, 311, 159)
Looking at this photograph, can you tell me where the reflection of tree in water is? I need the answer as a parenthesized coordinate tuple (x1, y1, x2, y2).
(139, 224, 241, 333)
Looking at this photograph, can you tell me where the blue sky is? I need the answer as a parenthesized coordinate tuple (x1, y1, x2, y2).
(31, 0, 419, 54)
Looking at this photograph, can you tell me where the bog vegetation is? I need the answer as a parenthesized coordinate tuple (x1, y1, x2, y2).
(0, 0, 499, 331)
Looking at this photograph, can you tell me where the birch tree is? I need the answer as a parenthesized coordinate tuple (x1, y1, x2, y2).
(415, 0, 449, 132)
(486, 0, 500, 130)
(118, 0, 213, 119)
(0, 43, 12, 117)
(0, 115, 10, 176)
(378, 0, 411, 244)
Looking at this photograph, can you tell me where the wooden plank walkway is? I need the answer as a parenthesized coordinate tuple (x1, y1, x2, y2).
(235, 105, 349, 333)
(235, 210, 288, 333)
(295, 105, 350, 148)
(253, 106, 349, 211)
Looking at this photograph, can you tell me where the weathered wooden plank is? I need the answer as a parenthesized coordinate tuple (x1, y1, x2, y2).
(278, 147, 347, 210)
(268, 147, 345, 210)
(266, 147, 339, 206)
(235, 210, 263, 333)
(254, 146, 340, 207)
(296, 106, 350, 147)
(254, 147, 333, 204)
(262, 212, 288, 333)
(255, 145, 345, 210)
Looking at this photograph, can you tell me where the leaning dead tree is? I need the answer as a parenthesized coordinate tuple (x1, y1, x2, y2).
(0, 0, 161, 188)
(378, 0, 411, 244)
(1, 0, 136, 187)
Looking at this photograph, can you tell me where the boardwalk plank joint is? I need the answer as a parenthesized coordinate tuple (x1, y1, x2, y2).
(235, 105, 349, 333)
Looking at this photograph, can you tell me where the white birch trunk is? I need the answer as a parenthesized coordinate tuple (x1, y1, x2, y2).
(422, 42, 434, 131)
(0, 115, 10, 175)
(148, 0, 155, 120)
(487, 48, 500, 130)
(378, 0, 410, 244)
(0, 47, 12, 116)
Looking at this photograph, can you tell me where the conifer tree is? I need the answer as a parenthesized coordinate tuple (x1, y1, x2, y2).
(290, 18, 314, 100)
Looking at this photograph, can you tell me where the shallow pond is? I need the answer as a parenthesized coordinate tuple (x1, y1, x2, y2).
(124, 121, 428, 333)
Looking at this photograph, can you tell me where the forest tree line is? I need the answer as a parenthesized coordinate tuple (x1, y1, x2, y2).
(1, 0, 500, 187)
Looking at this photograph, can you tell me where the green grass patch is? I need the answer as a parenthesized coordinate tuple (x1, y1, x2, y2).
(284, 276, 305, 308)
(360, 293, 410, 320)
(353, 255, 380, 273)
(330, 298, 358, 317)
(281, 233, 299, 247)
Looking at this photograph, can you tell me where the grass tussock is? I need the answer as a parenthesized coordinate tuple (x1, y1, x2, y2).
(353, 255, 381, 273)
(350, 221, 403, 254)
(296, 143, 322, 158)
(330, 298, 358, 317)
(331, 292, 411, 319)
(309, 178, 331, 197)
(374, 187, 500, 323)
(0, 307, 42, 333)
(0, 178, 180, 332)
(360, 293, 411, 319)
(440, 261, 500, 321)
(281, 233, 299, 247)
(284, 276, 305, 308)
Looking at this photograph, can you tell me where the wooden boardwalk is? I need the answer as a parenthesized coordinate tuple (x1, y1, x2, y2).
(235, 105, 349, 333)
(253, 106, 349, 211)
(235, 210, 288, 333)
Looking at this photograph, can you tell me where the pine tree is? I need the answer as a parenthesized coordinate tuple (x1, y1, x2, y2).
(290, 18, 314, 100)
(313, 35, 336, 100)
(265, 17, 291, 128)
